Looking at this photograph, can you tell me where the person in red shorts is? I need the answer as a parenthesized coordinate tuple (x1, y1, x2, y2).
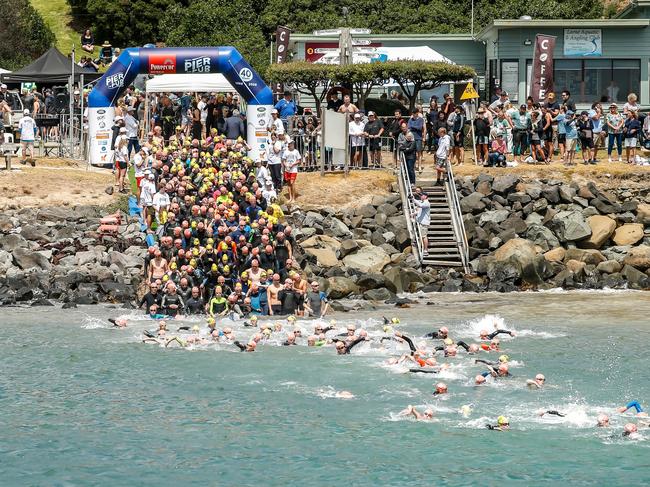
(282, 139, 301, 203)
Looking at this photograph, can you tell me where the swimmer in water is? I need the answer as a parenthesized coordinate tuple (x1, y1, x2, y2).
(424, 326, 449, 340)
(475, 374, 487, 385)
(486, 416, 510, 431)
(526, 374, 546, 389)
(480, 363, 511, 379)
(335, 391, 355, 399)
(617, 401, 648, 417)
(479, 329, 515, 340)
(334, 336, 367, 355)
(109, 318, 128, 328)
(475, 356, 509, 368)
(383, 316, 400, 325)
(596, 414, 610, 427)
(623, 423, 640, 438)
(400, 405, 434, 421)
(243, 315, 259, 327)
(432, 382, 448, 396)
(538, 410, 565, 417)
(234, 340, 257, 352)
(282, 332, 297, 346)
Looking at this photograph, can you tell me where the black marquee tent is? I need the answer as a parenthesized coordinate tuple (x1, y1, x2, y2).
(0, 47, 101, 84)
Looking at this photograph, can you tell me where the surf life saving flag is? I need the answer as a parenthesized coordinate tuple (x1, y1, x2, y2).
(530, 35, 556, 102)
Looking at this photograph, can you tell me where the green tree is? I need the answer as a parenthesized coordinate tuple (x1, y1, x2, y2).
(161, 0, 269, 73)
(378, 61, 476, 110)
(266, 62, 335, 113)
(0, 0, 55, 70)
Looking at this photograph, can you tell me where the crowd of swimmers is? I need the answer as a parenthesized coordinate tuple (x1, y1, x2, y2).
(109, 313, 647, 439)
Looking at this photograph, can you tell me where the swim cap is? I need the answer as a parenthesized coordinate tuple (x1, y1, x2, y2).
(475, 375, 486, 384)
(480, 329, 489, 337)
(443, 338, 453, 346)
(262, 328, 271, 336)
(624, 423, 638, 434)
(251, 316, 258, 322)
(391, 317, 400, 324)
(329, 320, 337, 326)
(597, 414, 609, 426)
(287, 316, 296, 322)
(497, 416, 508, 425)
(436, 382, 447, 392)
(383, 325, 393, 334)
(439, 326, 449, 334)
(535, 374, 545, 381)
(499, 355, 510, 363)
(192, 325, 200, 332)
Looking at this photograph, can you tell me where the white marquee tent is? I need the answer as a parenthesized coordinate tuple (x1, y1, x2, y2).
(146, 73, 235, 93)
(314, 45, 454, 65)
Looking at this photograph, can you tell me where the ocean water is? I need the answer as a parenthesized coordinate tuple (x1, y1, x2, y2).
(2, 291, 650, 486)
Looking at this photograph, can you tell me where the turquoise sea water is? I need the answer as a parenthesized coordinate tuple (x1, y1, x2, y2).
(2, 291, 650, 486)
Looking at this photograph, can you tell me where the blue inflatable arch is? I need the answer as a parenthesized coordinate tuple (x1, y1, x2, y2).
(87, 46, 274, 165)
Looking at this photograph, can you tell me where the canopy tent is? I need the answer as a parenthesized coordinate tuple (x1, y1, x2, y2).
(314, 45, 454, 65)
(146, 73, 236, 93)
(0, 47, 101, 83)
(0, 68, 10, 74)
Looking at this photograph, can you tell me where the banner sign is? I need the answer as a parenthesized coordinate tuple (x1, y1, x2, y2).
(305, 41, 382, 63)
(530, 35, 556, 103)
(274, 26, 291, 96)
(564, 29, 602, 57)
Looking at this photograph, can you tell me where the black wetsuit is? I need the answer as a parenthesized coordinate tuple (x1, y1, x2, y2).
(485, 329, 514, 339)
(397, 335, 417, 354)
(140, 292, 163, 313)
(184, 296, 205, 314)
(424, 331, 448, 339)
(543, 410, 565, 417)
(335, 337, 366, 354)
(161, 293, 185, 317)
(233, 341, 248, 352)
(456, 340, 471, 351)
(278, 289, 303, 315)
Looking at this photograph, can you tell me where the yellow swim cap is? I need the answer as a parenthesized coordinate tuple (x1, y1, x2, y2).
(497, 416, 508, 425)
(263, 328, 271, 336)
(444, 338, 453, 346)
(391, 317, 400, 324)
(383, 325, 393, 334)
(192, 325, 200, 332)
(499, 355, 510, 363)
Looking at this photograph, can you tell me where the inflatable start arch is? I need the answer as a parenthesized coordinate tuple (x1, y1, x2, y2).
(88, 46, 274, 165)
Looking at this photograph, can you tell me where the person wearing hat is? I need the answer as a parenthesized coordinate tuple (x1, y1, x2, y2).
(488, 130, 507, 167)
(282, 139, 301, 203)
(262, 177, 277, 204)
(349, 112, 366, 168)
(364, 111, 384, 167)
(18, 108, 37, 166)
(139, 171, 157, 229)
(99, 41, 113, 65)
(606, 103, 624, 162)
(268, 108, 284, 135)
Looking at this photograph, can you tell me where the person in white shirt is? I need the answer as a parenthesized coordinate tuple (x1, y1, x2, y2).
(114, 127, 129, 193)
(282, 139, 301, 203)
(255, 158, 269, 188)
(435, 127, 451, 185)
(133, 146, 149, 199)
(413, 193, 431, 256)
(261, 177, 277, 204)
(197, 94, 208, 137)
(268, 109, 284, 135)
(267, 140, 284, 190)
(152, 184, 170, 229)
(124, 107, 140, 156)
(139, 172, 157, 229)
(349, 113, 366, 168)
(18, 109, 37, 166)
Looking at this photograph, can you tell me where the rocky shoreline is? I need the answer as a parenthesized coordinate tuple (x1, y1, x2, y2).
(1, 173, 649, 308)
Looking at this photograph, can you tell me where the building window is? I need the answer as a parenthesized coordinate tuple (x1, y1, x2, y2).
(526, 59, 640, 104)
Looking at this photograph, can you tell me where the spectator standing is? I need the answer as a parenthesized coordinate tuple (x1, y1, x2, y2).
(561, 91, 576, 113)
(511, 104, 531, 164)
(441, 93, 455, 122)
(224, 109, 245, 141)
(407, 108, 425, 172)
(488, 90, 509, 115)
(563, 111, 578, 166)
(267, 141, 284, 190)
(606, 103, 624, 162)
(450, 106, 465, 166)
(388, 109, 405, 165)
(425, 100, 439, 153)
(400, 131, 417, 184)
(124, 106, 140, 156)
(364, 111, 384, 168)
(577, 111, 595, 165)
(413, 193, 430, 257)
(473, 108, 491, 165)
(114, 127, 129, 192)
(590, 102, 605, 159)
(327, 92, 343, 112)
(338, 95, 359, 118)
(435, 127, 451, 185)
(18, 109, 37, 166)
(624, 111, 641, 164)
(274, 91, 296, 129)
(349, 113, 365, 168)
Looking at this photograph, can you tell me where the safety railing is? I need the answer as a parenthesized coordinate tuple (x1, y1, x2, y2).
(396, 151, 424, 265)
(444, 162, 470, 273)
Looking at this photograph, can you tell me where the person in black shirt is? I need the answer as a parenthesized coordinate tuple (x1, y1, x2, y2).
(278, 278, 303, 316)
(184, 287, 205, 314)
(561, 91, 576, 113)
(473, 109, 491, 165)
(161, 285, 185, 317)
(139, 282, 162, 313)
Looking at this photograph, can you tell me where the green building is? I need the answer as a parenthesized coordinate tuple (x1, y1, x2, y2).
(288, 1, 650, 108)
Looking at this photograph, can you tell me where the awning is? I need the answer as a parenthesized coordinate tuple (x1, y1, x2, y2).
(0, 47, 101, 83)
(146, 73, 235, 93)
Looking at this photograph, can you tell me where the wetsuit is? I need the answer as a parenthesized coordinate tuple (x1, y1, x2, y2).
(161, 294, 185, 317)
(485, 330, 514, 339)
(209, 296, 228, 316)
(282, 340, 297, 346)
(278, 289, 303, 315)
(398, 335, 417, 354)
(184, 296, 205, 314)
(475, 359, 500, 368)
(543, 410, 565, 417)
(335, 337, 366, 354)
(233, 341, 248, 352)
(409, 368, 440, 374)
(424, 331, 448, 339)
(623, 401, 644, 413)
(140, 292, 162, 313)
(456, 340, 471, 352)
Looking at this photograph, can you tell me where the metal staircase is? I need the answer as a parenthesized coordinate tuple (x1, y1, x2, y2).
(397, 154, 469, 272)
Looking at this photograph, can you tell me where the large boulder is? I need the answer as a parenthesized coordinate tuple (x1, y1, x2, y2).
(623, 245, 650, 270)
(324, 217, 352, 238)
(377, 203, 398, 217)
(544, 247, 566, 263)
(580, 215, 616, 249)
(301, 235, 341, 252)
(597, 260, 622, 274)
(342, 245, 390, 274)
(0, 234, 29, 252)
(612, 224, 644, 246)
(304, 248, 340, 268)
(303, 211, 325, 228)
(460, 192, 486, 214)
(636, 203, 650, 226)
(12, 248, 52, 271)
(0, 249, 15, 274)
(622, 265, 650, 289)
(363, 288, 395, 301)
(491, 175, 519, 195)
(478, 210, 510, 227)
(326, 276, 359, 299)
(338, 239, 359, 258)
(356, 204, 377, 218)
(525, 224, 560, 251)
(547, 211, 592, 242)
(564, 248, 606, 265)
(493, 238, 546, 284)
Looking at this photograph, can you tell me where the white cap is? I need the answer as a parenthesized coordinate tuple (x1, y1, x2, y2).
(147, 173, 155, 180)
(354, 113, 361, 118)
(265, 177, 273, 184)
(367, 111, 375, 116)
(119, 127, 127, 132)
(0, 84, 7, 89)
(23, 109, 30, 115)
(74, 90, 80, 95)
(271, 109, 278, 114)
(114, 116, 123, 121)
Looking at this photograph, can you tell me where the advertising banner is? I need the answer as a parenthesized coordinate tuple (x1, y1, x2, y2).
(530, 35, 556, 103)
(564, 29, 602, 57)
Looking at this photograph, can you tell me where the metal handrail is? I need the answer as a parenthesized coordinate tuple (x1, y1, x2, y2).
(396, 151, 424, 265)
(445, 162, 470, 273)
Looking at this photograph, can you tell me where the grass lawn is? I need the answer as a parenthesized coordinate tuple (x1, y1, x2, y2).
(30, 0, 101, 60)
